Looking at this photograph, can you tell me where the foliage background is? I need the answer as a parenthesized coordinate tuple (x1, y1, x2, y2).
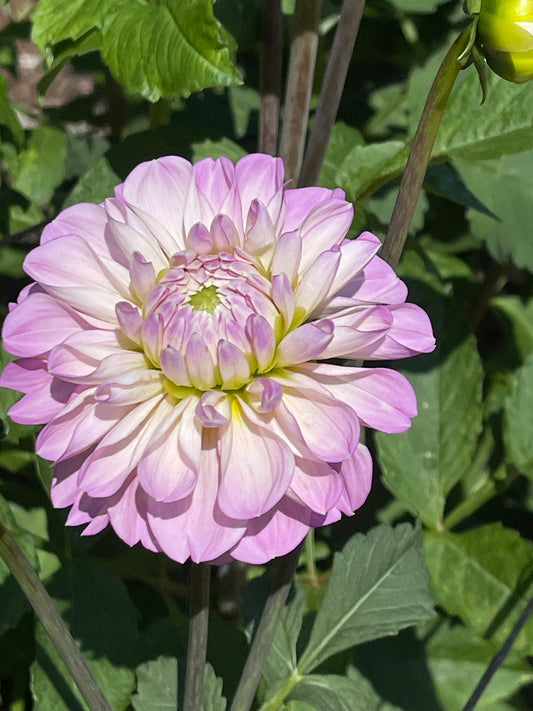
(1, 0, 533, 709)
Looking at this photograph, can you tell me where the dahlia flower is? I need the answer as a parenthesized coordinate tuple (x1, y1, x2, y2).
(1, 154, 434, 564)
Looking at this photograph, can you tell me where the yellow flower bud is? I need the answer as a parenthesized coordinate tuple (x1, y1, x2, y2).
(478, 0, 533, 83)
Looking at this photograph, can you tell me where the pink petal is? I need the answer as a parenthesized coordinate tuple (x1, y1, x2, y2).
(185, 334, 216, 389)
(41, 202, 110, 256)
(276, 320, 334, 366)
(369, 303, 436, 359)
(107, 476, 159, 549)
(235, 154, 285, 227)
(217, 340, 250, 389)
(1, 358, 49, 393)
(244, 200, 276, 266)
(271, 230, 302, 284)
(297, 363, 417, 433)
(271, 273, 295, 330)
(319, 305, 393, 360)
(323, 232, 382, 302)
(2, 293, 93, 357)
(337, 444, 373, 513)
(217, 399, 295, 519)
(211, 214, 240, 252)
(245, 377, 283, 413)
(294, 247, 341, 318)
(47, 330, 125, 381)
(289, 457, 343, 514)
(246, 314, 276, 371)
(160, 346, 191, 386)
(298, 199, 353, 273)
(282, 186, 345, 232)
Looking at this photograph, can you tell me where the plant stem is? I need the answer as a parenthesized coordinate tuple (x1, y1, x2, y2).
(230, 544, 302, 711)
(469, 261, 510, 331)
(279, 0, 322, 182)
(304, 529, 319, 588)
(183, 562, 211, 711)
(381, 23, 474, 269)
(299, 0, 366, 187)
(462, 591, 533, 711)
(0, 520, 112, 711)
(260, 0, 283, 155)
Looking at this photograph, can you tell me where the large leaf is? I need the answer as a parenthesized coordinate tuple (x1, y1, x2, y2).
(203, 663, 227, 711)
(298, 524, 434, 673)
(504, 351, 533, 478)
(286, 673, 381, 711)
(263, 585, 305, 690)
(424, 524, 533, 654)
(31, 560, 138, 711)
(454, 152, 533, 270)
(131, 656, 177, 711)
(32, 0, 241, 101)
(376, 287, 483, 528)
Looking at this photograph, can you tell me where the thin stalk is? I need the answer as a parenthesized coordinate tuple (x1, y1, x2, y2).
(381, 24, 474, 269)
(259, 0, 283, 155)
(304, 529, 319, 589)
(299, 0, 366, 187)
(462, 591, 533, 711)
(0, 521, 112, 711)
(183, 562, 211, 711)
(279, 0, 322, 182)
(230, 544, 302, 711)
(469, 261, 510, 331)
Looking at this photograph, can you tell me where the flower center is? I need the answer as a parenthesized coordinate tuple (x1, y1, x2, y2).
(188, 284, 220, 313)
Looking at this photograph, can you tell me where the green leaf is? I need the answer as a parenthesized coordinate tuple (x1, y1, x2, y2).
(0, 493, 39, 636)
(454, 152, 533, 270)
(191, 137, 247, 164)
(491, 296, 533, 364)
(504, 352, 533, 477)
(0, 73, 23, 146)
(388, 0, 445, 12)
(31, 560, 138, 711)
(376, 288, 483, 528)
(131, 656, 178, 711)
(298, 524, 434, 673)
(434, 70, 533, 160)
(424, 163, 495, 217)
(263, 585, 305, 689)
(334, 140, 409, 201)
(32, 0, 241, 101)
(8, 126, 67, 205)
(423, 524, 533, 654)
(287, 673, 381, 711)
(203, 662, 227, 711)
(63, 156, 120, 208)
(426, 623, 533, 710)
(318, 122, 364, 189)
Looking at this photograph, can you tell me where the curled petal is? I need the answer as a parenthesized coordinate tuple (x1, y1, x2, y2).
(196, 390, 230, 428)
(245, 377, 283, 413)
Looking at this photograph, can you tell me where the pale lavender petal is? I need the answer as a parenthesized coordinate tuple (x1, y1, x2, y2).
(8, 378, 77, 425)
(337, 444, 373, 514)
(282, 187, 346, 231)
(339, 253, 408, 305)
(271, 272, 295, 329)
(244, 200, 276, 266)
(271, 230, 302, 284)
(47, 330, 125, 381)
(217, 400, 294, 518)
(319, 305, 393, 360)
(95, 369, 164, 405)
(246, 314, 276, 371)
(276, 320, 334, 366)
(211, 214, 239, 252)
(185, 333, 217, 390)
(2, 293, 93, 357)
(289, 458, 343, 514)
(298, 199, 353, 273)
(41, 202, 109, 255)
(294, 247, 341, 317)
(160, 346, 191, 386)
(195, 390, 230, 428)
(245, 377, 283, 413)
(1, 357, 49, 393)
(186, 222, 214, 254)
(115, 302, 143, 344)
(323, 232, 382, 302)
(234, 154, 285, 226)
(130, 252, 156, 302)
(369, 303, 436, 359)
(106, 476, 159, 549)
(217, 340, 250, 389)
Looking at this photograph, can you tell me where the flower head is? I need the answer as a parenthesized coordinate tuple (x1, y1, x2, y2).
(1, 154, 434, 563)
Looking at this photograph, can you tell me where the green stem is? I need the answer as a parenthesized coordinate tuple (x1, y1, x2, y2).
(443, 465, 517, 531)
(230, 544, 302, 711)
(304, 529, 318, 588)
(258, 668, 303, 711)
(183, 562, 211, 711)
(259, 0, 283, 155)
(279, 0, 322, 182)
(0, 521, 112, 711)
(299, 0, 366, 187)
(381, 23, 474, 269)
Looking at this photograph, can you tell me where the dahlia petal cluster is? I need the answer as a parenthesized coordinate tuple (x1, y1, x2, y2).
(1, 154, 434, 563)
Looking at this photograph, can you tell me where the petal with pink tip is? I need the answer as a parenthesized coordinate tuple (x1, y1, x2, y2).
(276, 320, 334, 366)
(298, 362, 417, 433)
(294, 247, 341, 317)
(107, 476, 158, 549)
(119, 156, 193, 241)
(234, 154, 284, 226)
(298, 199, 353, 272)
(244, 200, 276, 266)
(282, 186, 345, 231)
(8, 378, 77, 425)
(273, 384, 359, 462)
(217, 400, 294, 519)
(47, 330, 125, 381)
(160, 346, 191, 386)
(245, 314, 276, 371)
(318, 305, 392, 359)
(289, 457, 342, 514)
(369, 303, 435, 359)
(2, 293, 93, 357)
(271, 273, 295, 330)
(137, 398, 200, 502)
(337, 444, 373, 514)
(185, 333, 216, 390)
(322, 232, 382, 302)
(217, 340, 250, 389)
(211, 214, 239, 252)
(1, 358, 49, 394)
(271, 230, 302, 284)
(78, 396, 171, 497)
(41, 202, 109, 254)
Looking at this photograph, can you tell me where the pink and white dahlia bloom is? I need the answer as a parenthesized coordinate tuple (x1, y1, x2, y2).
(1, 154, 434, 564)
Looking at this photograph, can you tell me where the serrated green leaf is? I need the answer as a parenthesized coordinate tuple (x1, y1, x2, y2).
(335, 140, 409, 202)
(0, 73, 23, 146)
(504, 352, 533, 477)
(263, 585, 305, 689)
(454, 152, 533, 270)
(131, 656, 177, 711)
(32, 0, 241, 101)
(31, 559, 138, 711)
(8, 126, 67, 206)
(298, 524, 434, 673)
(203, 662, 227, 711)
(423, 524, 533, 654)
(376, 289, 483, 528)
(287, 673, 380, 711)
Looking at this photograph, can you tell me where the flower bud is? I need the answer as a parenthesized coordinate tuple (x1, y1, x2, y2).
(477, 0, 533, 83)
